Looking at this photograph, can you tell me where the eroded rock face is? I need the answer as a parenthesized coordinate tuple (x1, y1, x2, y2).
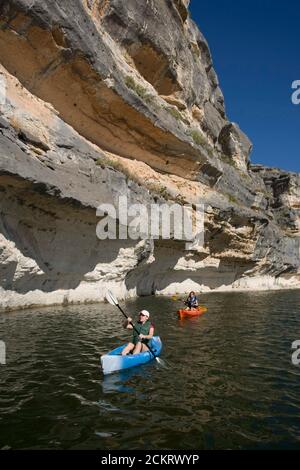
(219, 123, 252, 171)
(0, 1, 299, 311)
(0, 0, 236, 184)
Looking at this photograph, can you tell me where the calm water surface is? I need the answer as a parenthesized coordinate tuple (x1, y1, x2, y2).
(0, 290, 300, 450)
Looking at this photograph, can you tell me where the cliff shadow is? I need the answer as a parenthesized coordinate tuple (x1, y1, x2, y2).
(0, 177, 136, 294)
(125, 239, 256, 295)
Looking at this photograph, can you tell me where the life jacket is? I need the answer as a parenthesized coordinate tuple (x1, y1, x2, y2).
(132, 319, 153, 345)
(189, 295, 198, 307)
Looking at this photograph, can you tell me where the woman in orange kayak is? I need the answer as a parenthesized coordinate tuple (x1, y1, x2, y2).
(184, 291, 199, 310)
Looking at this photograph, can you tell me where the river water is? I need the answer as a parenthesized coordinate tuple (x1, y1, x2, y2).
(0, 290, 300, 450)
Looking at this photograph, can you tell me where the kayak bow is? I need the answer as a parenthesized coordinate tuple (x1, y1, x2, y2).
(101, 336, 163, 375)
(177, 307, 207, 319)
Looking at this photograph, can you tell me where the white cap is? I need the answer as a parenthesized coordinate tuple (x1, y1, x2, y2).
(139, 310, 150, 318)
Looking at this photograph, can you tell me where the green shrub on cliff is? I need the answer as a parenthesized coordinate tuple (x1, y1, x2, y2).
(125, 76, 154, 103)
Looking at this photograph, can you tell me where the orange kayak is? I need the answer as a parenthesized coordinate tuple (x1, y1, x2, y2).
(177, 307, 207, 319)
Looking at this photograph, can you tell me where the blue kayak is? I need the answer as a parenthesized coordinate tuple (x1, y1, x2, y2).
(101, 336, 162, 375)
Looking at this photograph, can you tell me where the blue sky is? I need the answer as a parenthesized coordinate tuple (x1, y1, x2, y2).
(190, 0, 300, 173)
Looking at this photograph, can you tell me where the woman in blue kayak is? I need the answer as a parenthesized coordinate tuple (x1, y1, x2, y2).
(122, 310, 155, 356)
(185, 291, 199, 310)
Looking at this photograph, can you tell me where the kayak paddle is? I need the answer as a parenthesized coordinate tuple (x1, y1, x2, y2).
(105, 290, 166, 367)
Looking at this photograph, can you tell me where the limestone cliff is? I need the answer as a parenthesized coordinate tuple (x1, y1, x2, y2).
(0, 0, 299, 311)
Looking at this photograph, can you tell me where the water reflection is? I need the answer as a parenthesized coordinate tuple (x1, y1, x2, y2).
(102, 367, 145, 394)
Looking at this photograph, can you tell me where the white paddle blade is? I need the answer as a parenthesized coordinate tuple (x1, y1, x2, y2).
(105, 290, 119, 306)
(156, 357, 168, 369)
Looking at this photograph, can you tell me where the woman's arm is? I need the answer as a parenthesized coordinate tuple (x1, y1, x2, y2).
(123, 317, 133, 329)
(139, 326, 154, 340)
